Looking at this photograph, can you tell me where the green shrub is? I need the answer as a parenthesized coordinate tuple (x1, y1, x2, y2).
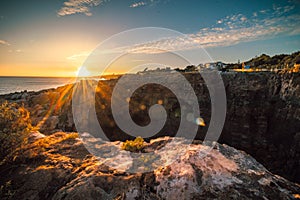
(121, 136, 145, 152)
(0, 101, 32, 161)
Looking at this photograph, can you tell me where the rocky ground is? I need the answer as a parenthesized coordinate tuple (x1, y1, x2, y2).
(0, 71, 300, 199)
(1, 72, 299, 183)
(0, 131, 300, 200)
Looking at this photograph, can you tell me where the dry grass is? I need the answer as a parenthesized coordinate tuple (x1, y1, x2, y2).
(34, 132, 79, 148)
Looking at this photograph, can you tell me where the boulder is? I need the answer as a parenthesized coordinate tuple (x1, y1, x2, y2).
(21, 92, 29, 99)
(31, 92, 50, 106)
(39, 115, 59, 133)
(28, 131, 45, 143)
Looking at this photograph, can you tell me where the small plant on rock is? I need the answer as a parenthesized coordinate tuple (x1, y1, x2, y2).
(121, 136, 145, 152)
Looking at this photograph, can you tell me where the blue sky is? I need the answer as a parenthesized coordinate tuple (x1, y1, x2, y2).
(0, 0, 299, 76)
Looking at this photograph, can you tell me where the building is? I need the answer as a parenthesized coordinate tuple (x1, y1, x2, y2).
(202, 62, 226, 71)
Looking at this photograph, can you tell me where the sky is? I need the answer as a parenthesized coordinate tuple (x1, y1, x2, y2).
(0, 0, 299, 77)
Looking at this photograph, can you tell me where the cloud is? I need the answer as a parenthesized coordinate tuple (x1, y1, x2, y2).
(240, 16, 247, 22)
(8, 49, 24, 53)
(108, 4, 299, 54)
(259, 9, 269, 14)
(60, 1, 298, 55)
(130, 1, 146, 8)
(273, 4, 295, 15)
(67, 51, 91, 61)
(58, 0, 164, 15)
(57, 0, 107, 16)
(0, 40, 10, 46)
(129, 0, 165, 8)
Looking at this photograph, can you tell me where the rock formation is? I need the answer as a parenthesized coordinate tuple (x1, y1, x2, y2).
(1, 72, 299, 183)
(0, 132, 299, 200)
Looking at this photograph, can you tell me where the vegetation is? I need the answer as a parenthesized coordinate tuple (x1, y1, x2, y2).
(226, 51, 300, 71)
(121, 136, 145, 152)
(0, 101, 32, 161)
(34, 132, 78, 149)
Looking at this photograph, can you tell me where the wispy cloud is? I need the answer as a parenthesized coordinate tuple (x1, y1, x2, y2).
(67, 51, 91, 61)
(129, 0, 166, 8)
(58, 1, 299, 54)
(259, 9, 269, 14)
(58, 0, 165, 16)
(8, 49, 24, 53)
(130, 1, 146, 8)
(113, 3, 300, 54)
(0, 39, 10, 46)
(57, 0, 108, 16)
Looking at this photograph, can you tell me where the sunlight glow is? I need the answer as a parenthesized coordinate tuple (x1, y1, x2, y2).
(76, 66, 92, 77)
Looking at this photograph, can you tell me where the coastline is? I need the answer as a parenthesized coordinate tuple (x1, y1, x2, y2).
(0, 71, 300, 199)
(1, 71, 300, 183)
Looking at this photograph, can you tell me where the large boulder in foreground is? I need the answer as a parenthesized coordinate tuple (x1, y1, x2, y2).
(0, 133, 300, 200)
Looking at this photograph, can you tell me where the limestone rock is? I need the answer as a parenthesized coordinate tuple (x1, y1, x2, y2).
(38, 115, 59, 133)
(1, 134, 299, 200)
(28, 131, 45, 143)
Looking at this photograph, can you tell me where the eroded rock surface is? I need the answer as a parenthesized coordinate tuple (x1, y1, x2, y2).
(0, 133, 299, 200)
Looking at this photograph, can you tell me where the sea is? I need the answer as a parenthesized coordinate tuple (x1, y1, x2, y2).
(0, 76, 76, 95)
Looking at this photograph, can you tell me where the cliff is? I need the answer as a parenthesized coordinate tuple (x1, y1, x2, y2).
(1, 72, 300, 184)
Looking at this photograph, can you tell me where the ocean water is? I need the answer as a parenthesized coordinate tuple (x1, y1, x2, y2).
(0, 77, 76, 95)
